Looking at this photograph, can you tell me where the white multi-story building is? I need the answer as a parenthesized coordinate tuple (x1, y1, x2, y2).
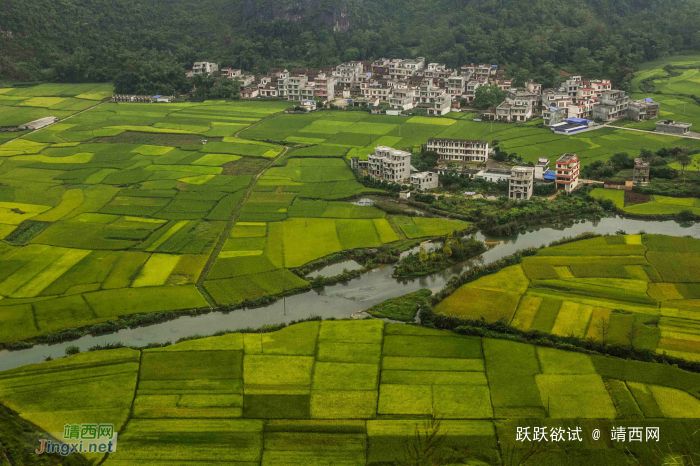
(563, 76, 583, 97)
(464, 78, 487, 102)
(368, 146, 412, 183)
(314, 73, 335, 102)
(446, 76, 466, 100)
(388, 57, 425, 80)
(509, 167, 534, 201)
(534, 157, 550, 180)
(592, 90, 629, 122)
(334, 61, 364, 88)
(410, 171, 439, 191)
(389, 88, 415, 111)
(220, 68, 241, 79)
(192, 62, 218, 75)
(427, 138, 489, 163)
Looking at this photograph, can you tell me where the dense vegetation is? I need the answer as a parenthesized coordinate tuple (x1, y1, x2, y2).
(393, 234, 486, 277)
(2, 0, 700, 90)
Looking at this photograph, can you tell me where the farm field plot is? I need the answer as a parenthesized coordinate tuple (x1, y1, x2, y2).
(203, 154, 465, 306)
(620, 55, 700, 130)
(243, 109, 700, 167)
(0, 83, 114, 127)
(0, 87, 294, 343)
(0, 87, 492, 342)
(436, 234, 700, 362)
(591, 188, 700, 216)
(2, 321, 699, 465)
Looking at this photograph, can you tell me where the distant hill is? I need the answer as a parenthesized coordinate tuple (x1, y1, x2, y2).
(1, 0, 699, 85)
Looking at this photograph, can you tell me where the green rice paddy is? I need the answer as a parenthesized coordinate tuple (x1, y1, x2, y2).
(623, 55, 700, 131)
(245, 107, 700, 167)
(436, 234, 700, 363)
(1, 320, 699, 465)
(591, 188, 700, 215)
(0, 85, 473, 342)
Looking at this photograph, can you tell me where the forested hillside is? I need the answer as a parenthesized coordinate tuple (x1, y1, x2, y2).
(1, 0, 699, 88)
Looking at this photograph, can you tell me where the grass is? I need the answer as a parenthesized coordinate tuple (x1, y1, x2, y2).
(366, 289, 431, 321)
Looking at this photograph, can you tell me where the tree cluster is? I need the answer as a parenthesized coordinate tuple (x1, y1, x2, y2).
(2, 0, 699, 89)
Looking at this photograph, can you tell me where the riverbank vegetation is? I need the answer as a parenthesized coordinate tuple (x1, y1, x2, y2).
(366, 289, 431, 321)
(393, 234, 486, 277)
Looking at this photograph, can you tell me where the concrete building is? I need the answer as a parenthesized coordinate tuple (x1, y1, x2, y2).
(628, 98, 660, 121)
(192, 62, 218, 75)
(314, 73, 335, 102)
(655, 120, 692, 135)
(368, 146, 412, 183)
(447, 76, 466, 99)
(464, 79, 487, 102)
(563, 76, 583, 98)
(543, 107, 568, 126)
(496, 88, 539, 122)
(509, 167, 534, 201)
(461, 64, 498, 80)
(496, 99, 533, 122)
(555, 153, 580, 193)
(427, 138, 489, 163)
(410, 171, 439, 191)
(534, 157, 550, 180)
(333, 61, 364, 88)
(474, 168, 511, 183)
(389, 88, 415, 111)
(633, 158, 650, 186)
(221, 68, 241, 79)
(592, 90, 629, 122)
(423, 94, 451, 116)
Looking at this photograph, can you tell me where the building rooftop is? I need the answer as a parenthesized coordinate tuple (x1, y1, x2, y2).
(428, 137, 488, 144)
(556, 153, 578, 164)
(656, 120, 692, 128)
(411, 171, 436, 180)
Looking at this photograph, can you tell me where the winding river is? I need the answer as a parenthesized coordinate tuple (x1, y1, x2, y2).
(0, 216, 697, 371)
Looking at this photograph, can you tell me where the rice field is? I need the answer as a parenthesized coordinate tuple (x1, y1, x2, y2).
(0, 83, 114, 128)
(2, 320, 699, 465)
(242, 107, 700, 167)
(591, 188, 700, 216)
(623, 55, 700, 130)
(436, 234, 700, 362)
(0, 84, 478, 341)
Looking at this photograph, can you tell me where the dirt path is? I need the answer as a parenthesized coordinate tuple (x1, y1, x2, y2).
(604, 123, 700, 140)
(0, 99, 110, 147)
(195, 114, 291, 306)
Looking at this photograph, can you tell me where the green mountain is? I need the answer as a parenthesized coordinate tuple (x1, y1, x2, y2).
(1, 0, 699, 86)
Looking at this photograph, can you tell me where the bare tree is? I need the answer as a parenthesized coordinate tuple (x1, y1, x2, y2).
(396, 417, 468, 466)
(501, 441, 555, 466)
(627, 319, 643, 350)
(595, 317, 611, 344)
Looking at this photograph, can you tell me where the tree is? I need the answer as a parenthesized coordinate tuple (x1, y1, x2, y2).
(596, 317, 610, 344)
(627, 318, 642, 350)
(472, 85, 506, 110)
(610, 152, 633, 170)
(676, 154, 692, 183)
